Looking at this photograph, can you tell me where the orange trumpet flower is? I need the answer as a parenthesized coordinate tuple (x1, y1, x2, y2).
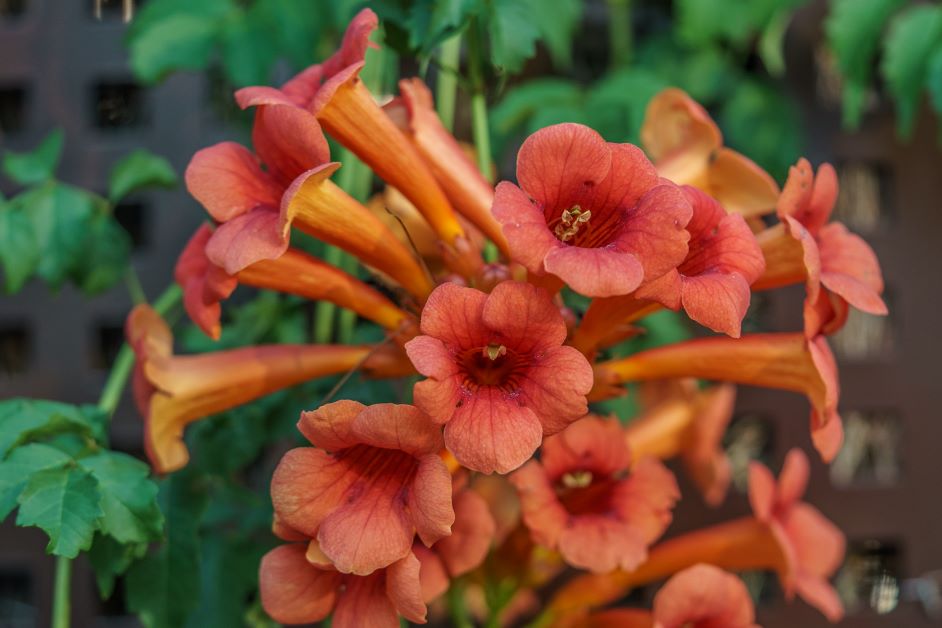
(545, 449, 843, 626)
(641, 88, 779, 217)
(625, 385, 736, 506)
(386, 78, 509, 255)
(236, 9, 470, 254)
(176, 225, 415, 341)
(594, 333, 843, 461)
(126, 305, 408, 474)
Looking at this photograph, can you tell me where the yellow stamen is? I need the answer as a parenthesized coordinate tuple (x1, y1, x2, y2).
(554, 205, 591, 242)
(561, 470, 593, 488)
(484, 343, 507, 361)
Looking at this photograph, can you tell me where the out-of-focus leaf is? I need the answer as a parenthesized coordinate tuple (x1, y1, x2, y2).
(0, 444, 72, 520)
(129, 14, 221, 83)
(826, 0, 905, 128)
(74, 213, 132, 296)
(108, 149, 177, 203)
(487, 0, 541, 73)
(220, 5, 280, 87)
(759, 8, 791, 77)
(586, 69, 669, 142)
(0, 201, 39, 293)
(19, 183, 95, 288)
(407, 0, 478, 54)
(490, 78, 584, 148)
(927, 44, 942, 123)
(127, 0, 233, 39)
(719, 80, 802, 181)
(524, 0, 581, 68)
(881, 4, 942, 138)
(16, 466, 102, 558)
(1, 129, 64, 185)
(126, 473, 207, 628)
(253, 0, 324, 69)
(0, 399, 106, 458)
(88, 534, 148, 599)
(675, 0, 754, 48)
(79, 451, 164, 544)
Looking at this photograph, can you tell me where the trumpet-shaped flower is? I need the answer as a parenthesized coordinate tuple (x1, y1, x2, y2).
(175, 225, 412, 340)
(404, 281, 593, 473)
(641, 88, 779, 217)
(492, 123, 692, 297)
(270, 401, 454, 576)
(587, 565, 758, 628)
(636, 187, 765, 337)
(235, 9, 469, 250)
(511, 417, 679, 573)
(755, 159, 886, 336)
(126, 305, 386, 474)
(259, 542, 430, 627)
(594, 332, 843, 462)
(749, 449, 845, 622)
(625, 385, 736, 506)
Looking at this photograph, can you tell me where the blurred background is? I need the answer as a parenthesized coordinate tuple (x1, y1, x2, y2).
(1, 0, 941, 626)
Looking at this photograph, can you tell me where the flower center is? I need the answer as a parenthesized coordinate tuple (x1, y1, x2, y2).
(554, 205, 592, 242)
(555, 470, 621, 516)
(459, 345, 526, 390)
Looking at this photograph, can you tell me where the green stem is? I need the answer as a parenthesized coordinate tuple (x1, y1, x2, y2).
(437, 34, 462, 133)
(607, 0, 633, 68)
(51, 555, 71, 628)
(314, 245, 342, 344)
(446, 579, 474, 628)
(467, 21, 499, 263)
(124, 267, 147, 305)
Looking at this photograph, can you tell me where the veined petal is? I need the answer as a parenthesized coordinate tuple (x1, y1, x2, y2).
(492, 181, 562, 274)
(436, 489, 496, 576)
(613, 183, 692, 282)
(352, 403, 444, 457)
(259, 544, 340, 625)
(818, 222, 887, 314)
(544, 245, 645, 297)
(250, 103, 330, 185)
(443, 388, 543, 474)
(407, 455, 455, 546)
(641, 88, 721, 175)
(705, 147, 779, 217)
(482, 281, 567, 352)
(185, 142, 281, 221)
(517, 123, 612, 212)
(416, 282, 489, 349)
(297, 400, 364, 451)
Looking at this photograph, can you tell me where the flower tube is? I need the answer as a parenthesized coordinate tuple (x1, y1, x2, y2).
(641, 88, 780, 217)
(594, 333, 842, 461)
(126, 305, 395, 474)
(176, 225, 415, 340)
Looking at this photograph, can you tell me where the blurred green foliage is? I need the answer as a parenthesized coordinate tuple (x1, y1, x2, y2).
(0, 131, 176, 295)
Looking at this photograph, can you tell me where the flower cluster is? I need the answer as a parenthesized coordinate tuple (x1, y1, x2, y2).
(127, 8, 886, 626)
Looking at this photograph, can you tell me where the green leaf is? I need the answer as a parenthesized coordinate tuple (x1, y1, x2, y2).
(585, 69, 669, 143)
(16, 466, 102, 558)
(676, 0, 755, 48)
(487, 0, 541, 73)
(0, 200, 39, 293)
(126, 473, 207, 628)
(826, 0, 905, 128)
(17, 183, 96, 289)
(88, 533, 148, 599)
(927, 43, 942, 121)
(219, 4, 281, 87)
(73, 214, 132, 295)
(0, 398, 107, 458)
(524, 0, 581, 68)
(0, 444, 72, 520)
(79, 451, 164, 544)
(881, 4, 942, 138)
(1, 129, 64, 185)
(407, 0, 478, 55)
(490, 79, 584, 149)
(108, 149, 177, 203)
(759, 8, 791, 77)
(129, 14, 222, 83)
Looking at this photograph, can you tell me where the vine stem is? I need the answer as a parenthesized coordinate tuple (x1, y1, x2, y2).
(436, 33, 462, 133)
(467, 20, 499, 262)
(52, 282, 182, 628)
(51, 555, 71, 628)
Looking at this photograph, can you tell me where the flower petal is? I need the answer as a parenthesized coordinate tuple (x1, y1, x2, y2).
(436, 490, 497, 576)
(652, 564, 757, 628)
(259, 544, 339, 625)
(747, 460, 777, 523)
(776, 448, 810, 510)
(588, 143, 660, 217)
(516, 123, 612, 212)
(413, 377, 462, 425)
(519, 345, 594, 435)
(404, 335, 460, 380)
(385, 551, 429, 623)
(407, 455, 455, 547)
(543, 244, 645, 298)
(492, 181, 562, 274)
(614, 183, 692, 282)
(818, 222, 887, 315)
(333, 572, 399, 628)
(418, 282, 489, 349)
(558, 516, 648, 573)
(270, 448, 358, 538)
(298, 400, 365, 451)
(482, 281, 567, 352)
(352, 403, 444, 456)
(444, 388, 543, 474)
(706, 147, 779, 217)
(509, 460, 568, 548)
(541, 417, 631, 480)
(251, 104, 330, 185)
(185, 142, 281, 222)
